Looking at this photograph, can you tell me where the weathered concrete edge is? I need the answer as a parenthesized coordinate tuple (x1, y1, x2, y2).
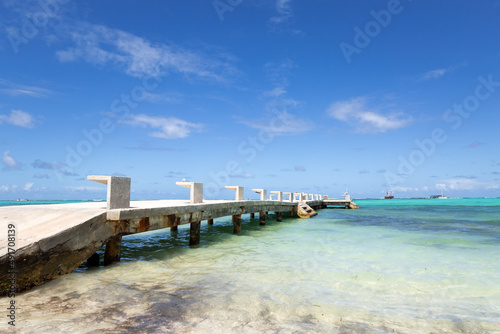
(0, 212, 111, 296)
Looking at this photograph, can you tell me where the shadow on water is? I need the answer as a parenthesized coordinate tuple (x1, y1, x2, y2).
(77, 212, 299, 271)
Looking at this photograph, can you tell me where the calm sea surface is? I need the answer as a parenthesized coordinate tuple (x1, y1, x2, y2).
(2, 198, 499, 333)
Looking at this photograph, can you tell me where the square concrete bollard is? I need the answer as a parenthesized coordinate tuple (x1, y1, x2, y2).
(87, 175, 131, 210)
(176, 182, 203, 204)
(283, 192, 293, 202)
(225, 186, 244, 201)
(252, 189, 267, 201)
(324, 195, 329, 200)
(271, 191, 283, 202)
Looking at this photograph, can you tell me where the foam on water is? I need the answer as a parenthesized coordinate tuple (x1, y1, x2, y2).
(3, 199, 500, 333)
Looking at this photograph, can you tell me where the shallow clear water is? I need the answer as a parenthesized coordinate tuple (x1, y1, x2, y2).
(3, 199, 500, 333)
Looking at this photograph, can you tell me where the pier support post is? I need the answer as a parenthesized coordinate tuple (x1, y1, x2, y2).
(104, 235, 122, 265)
(259, 211, 266, 225)
(250, 213, 255, 219)
(276, 212, 282, 222)
(233, 214, 241, 234)
(170, 225, 178, 235)
(176, 181, 203, 204)
(207, 219, 214, 225)
(225, 186, 244, 201)
(189, 222, 201, 246)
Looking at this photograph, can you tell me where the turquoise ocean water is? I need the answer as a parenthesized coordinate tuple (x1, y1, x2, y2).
(3, 198, 500, 333)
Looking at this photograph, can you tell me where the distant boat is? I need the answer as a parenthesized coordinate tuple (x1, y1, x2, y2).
(430, 189, 449, 199)
(384, 189, 394, 199)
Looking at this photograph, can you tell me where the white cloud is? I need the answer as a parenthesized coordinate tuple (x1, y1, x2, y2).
(24, 182, 34, 191)
(123, 114, 203, 139)
(0, 110, 35, 128)
(2, 150, 21, 170)
(0, 78, 55, 98)
(438, 179, 500, 191)
(0, 185, 9, 192)
(294, 165, 306, 172)
(326, 97, 412, 133)
(56, 23, 237, 81)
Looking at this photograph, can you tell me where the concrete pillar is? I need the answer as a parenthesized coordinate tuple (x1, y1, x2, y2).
(176, 182, 203, 204)
(283, 192, 292, 202)
(324, 195, 329, 200)
(269, 194, 276, 200)
(252, 189, 267, 201)
(271, 191, 283, 202)
(233, 214, 241, 234)
(104, 235, 122, 265)
(259, 211, 266, 225)
(276, 212, 282, 222)
(293, 193, 300, 202)
(225, 186, 244, 201)
(301, 193, 307, 201)
(250, 213, 255, 219)
(170, 225, 178, 235)
(87, 175, 131, 210)
(207, 219, 214, 225)
(189, 222, 201, 246)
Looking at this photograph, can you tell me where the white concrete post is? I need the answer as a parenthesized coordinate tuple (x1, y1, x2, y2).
(252, 189, 267, 201)
(176, 182, 203, 204)
(324, 195, 329, 200)
(284, 192, 293, 202)
(269, 194, 276, 200)
(88, 175, 131, 210)
(225, 186, 244, 201)
(301, 193, 307, 201)
(271, 191, 283, 202)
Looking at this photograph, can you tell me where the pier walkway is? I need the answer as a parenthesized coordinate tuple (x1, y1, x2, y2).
(0, 176, 358, 295)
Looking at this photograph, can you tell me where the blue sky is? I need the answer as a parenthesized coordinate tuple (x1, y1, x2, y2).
(1, 0, 500, 200)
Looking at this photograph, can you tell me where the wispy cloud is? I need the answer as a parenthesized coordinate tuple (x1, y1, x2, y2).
(0, 79, 56, 98)
(421, 68, 448, 81)
(326, 97, 412, 133)
(31, 159, 78, 176)
(123, 114, 203, 139)
(419, 63, 467, 81)
(238, 110, 314, 135)
(24, 182, 34, 191)
(466, 142, 482, 148)
(270, 0, 293, 25)
(294, 165, 306, 172)
(437, 178, 500, 191)
(229, 172, 254, 179)
(33, 173, 50, 179)
(2, 150, 21, 170)
(56, 23, 238, 81)
(0, 110, 35, 128)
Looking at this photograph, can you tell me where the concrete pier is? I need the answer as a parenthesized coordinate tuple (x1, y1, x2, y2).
(0, 177, 358, 295)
